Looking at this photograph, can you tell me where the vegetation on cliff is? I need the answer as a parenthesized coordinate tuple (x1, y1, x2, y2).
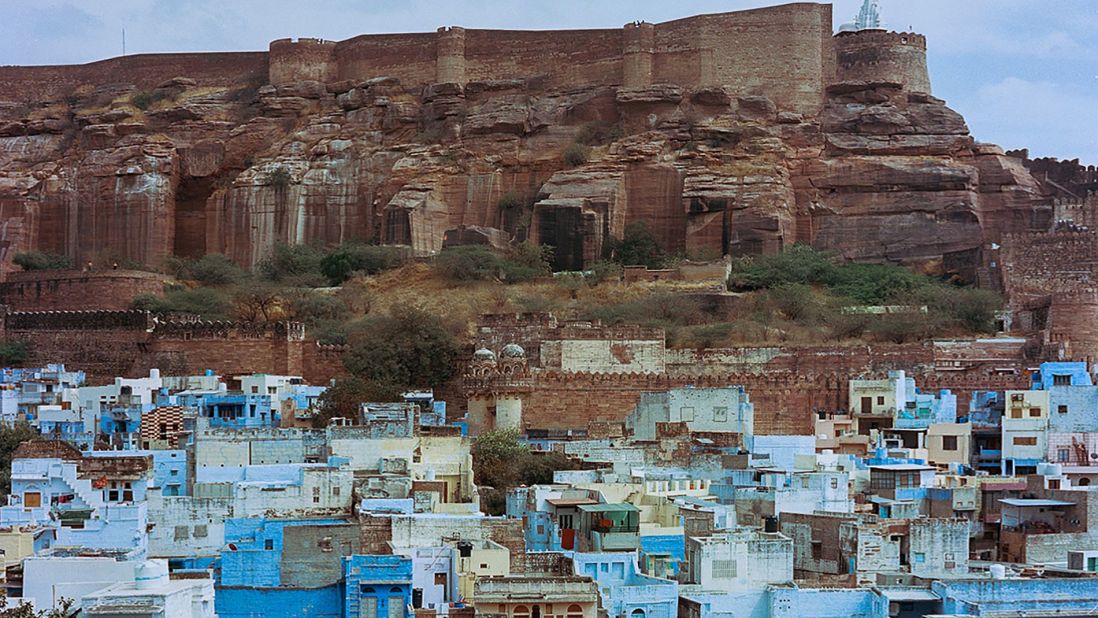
(12, 251, 73, 272)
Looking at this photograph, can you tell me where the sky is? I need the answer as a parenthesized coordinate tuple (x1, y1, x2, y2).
(2, 1, 1096, 164)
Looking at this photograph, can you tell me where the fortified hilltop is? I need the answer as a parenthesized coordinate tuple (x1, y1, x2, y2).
(0, 1, 1046, 277)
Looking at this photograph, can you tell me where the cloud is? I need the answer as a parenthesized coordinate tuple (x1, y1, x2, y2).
(952, 77, 1098, 163)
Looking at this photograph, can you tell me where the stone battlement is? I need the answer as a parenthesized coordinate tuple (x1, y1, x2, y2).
(833, 29, 931, 94)
(0, 4, 934, 116)
(4, 310, 154, 331)
(154, 318, 306, 341)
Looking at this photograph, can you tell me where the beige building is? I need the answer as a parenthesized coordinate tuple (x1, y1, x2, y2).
(457, 540, 510, 603)
(927, 423, 972, 467)
(474, 576, 599, 618)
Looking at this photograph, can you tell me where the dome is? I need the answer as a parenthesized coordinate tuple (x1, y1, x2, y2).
(838, 22, 858, 33)
(474, 348, 497, 361)
(501, 343, 526, 358)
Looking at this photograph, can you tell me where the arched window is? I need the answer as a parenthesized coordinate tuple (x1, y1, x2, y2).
(515, 605, 530, 618)
(567, 605, 584, 618)
(1081, 478, 1092, 487)
(390, 587, 403, 594)
(631, 610, 646, 618)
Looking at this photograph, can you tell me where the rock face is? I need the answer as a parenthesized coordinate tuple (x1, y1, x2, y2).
(0, 70, 1046, 278)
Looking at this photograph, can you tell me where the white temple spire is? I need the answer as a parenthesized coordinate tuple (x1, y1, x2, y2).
(855, 0, 882, 31)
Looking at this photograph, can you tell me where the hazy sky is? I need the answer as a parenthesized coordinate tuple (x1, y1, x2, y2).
(3, 1, 1096, 163)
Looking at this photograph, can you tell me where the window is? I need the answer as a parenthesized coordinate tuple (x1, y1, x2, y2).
(1011, 407, 1023, 419)
(1059, 405, 1069, 415)
(362, 597, 378, 618)
(170, 469, 178, 476)
(313, 486, 321, 504)
(1054, 375, 1072, 386)
(567, 605, 583, 618)
(251, 386, 259, 394)
(830, 478, 839, 489)
(332, 486, 341, 497)
(1049, 479, 1061, 490)
(1059, 448, 1072, 463)
(712, 559, 737, 579)
(1029, 407, 1042, 417)
(174, 526, 190, 541)
(1013, 436, 1037, 446)
(23, 492, 41, 508)
(515, 605, 530, 618)
(913, 552, 926, 564)
(713, 406, 728, 422)
(811, 541, 823, 560)
(942, 435, 958, 451)
(877, 396, 885, 405)
(193, 525, 208, 538)
(264, 539, 274, 550)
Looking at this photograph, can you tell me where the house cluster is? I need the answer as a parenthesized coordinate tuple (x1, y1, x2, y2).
(4, 362, 1098, 617)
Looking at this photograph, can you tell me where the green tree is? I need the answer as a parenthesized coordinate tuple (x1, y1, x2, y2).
(342, 307, 459, 389)
(472, 428, 530, 490)
(132, 287, 233, 320)
(604, 221, 667, 269)
(562, 143, 590, 167)
(433, 246, 501, 282)
(12, 251, 72, 272)
(259, 243, 327, 286)
(313, 376, 404, 428)
(0, 342, 31, 366)
(187, 254, 247, 286)
(319, 244, 406, 286)
(0, 424, 41, 495)
(472, 429, 577, 515)
(500, 243, 553, 282)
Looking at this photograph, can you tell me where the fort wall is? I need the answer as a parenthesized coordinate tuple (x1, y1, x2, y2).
(266, 4, 839, 114)
(0, 4, 937, 117)
(0, 52, 269, 102)
(0, 310, 313, 383)
(0, 270, 171, 312)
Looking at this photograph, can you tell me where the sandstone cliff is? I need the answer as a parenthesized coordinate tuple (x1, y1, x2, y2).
(0, 70, 1045, 278)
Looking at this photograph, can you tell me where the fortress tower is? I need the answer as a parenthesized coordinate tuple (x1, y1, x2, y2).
(269, 38, 336, 85)
(833, 0, 931, 93)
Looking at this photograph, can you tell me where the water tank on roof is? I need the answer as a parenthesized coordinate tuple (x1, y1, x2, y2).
(989, 564, 1007, 580)
(135, 560, 169, 590)
(764, 516, 779, 533)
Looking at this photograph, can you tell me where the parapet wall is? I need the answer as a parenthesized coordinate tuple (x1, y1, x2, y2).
(833, 30, 930, 93)
(0, 52, 269, 102)
(269, 3, 837, 113)
(0, 4, 940, 115)
(0, 310, 309, 382)
(0, 270, 171, 312)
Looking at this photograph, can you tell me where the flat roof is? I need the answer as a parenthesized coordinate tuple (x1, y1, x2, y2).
(870, 464, 936, 471)
(578, 503, 641, 513)
(999, 498, 1075, 507)
(881, 588, 941, 602)
(546, 498, 599, 508)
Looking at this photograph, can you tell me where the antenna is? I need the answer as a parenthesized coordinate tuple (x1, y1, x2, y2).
(122, 27, 126, 56)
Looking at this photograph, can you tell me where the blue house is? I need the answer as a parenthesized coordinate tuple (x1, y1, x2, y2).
(219, 517, 355, 618)
(343, 554, 413, 618)
(200, 393, 279, 428)
(1032, 361, 1092, 389)
(572, 552, 677, 618)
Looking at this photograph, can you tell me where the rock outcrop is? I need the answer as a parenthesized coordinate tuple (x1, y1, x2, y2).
(0, 69, 1046, 279)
